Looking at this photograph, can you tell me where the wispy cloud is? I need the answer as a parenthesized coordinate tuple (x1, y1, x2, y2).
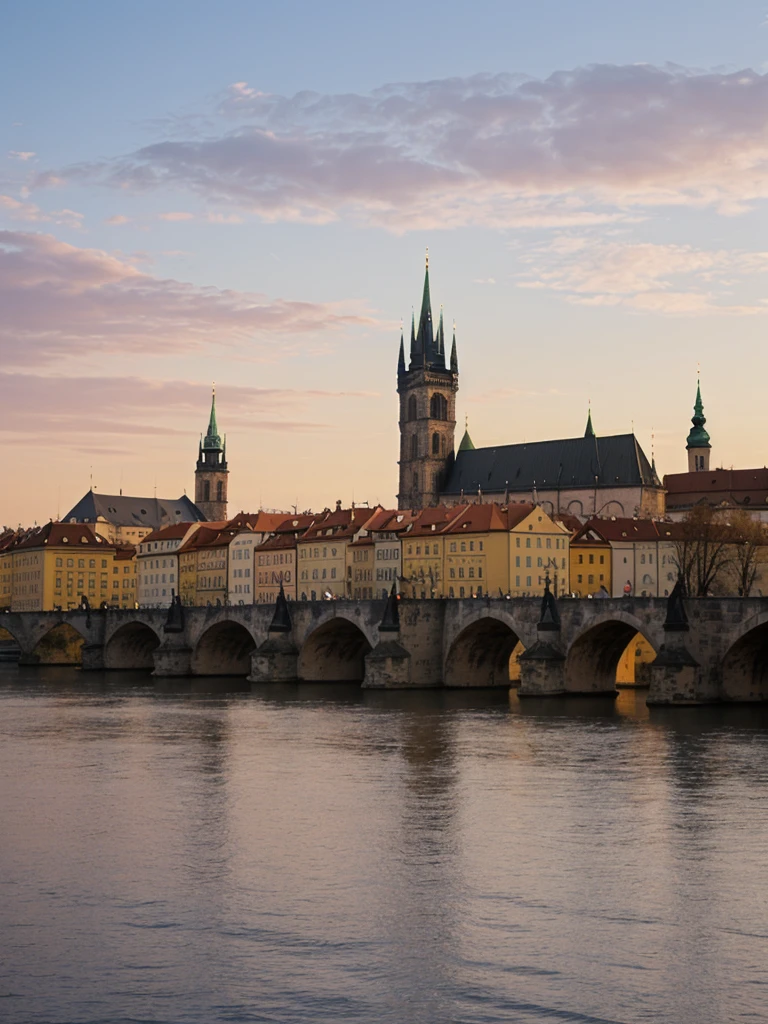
(0, 230, 375, 366)
(8, 151, 36, 162)
(0, 372, 375, 445)
(104, 214, 130, 225)
(158, 210, 194, 221)
(517, 237, 768, 314)
(0, 194, 83, 228)
(38, 65, 768, 230)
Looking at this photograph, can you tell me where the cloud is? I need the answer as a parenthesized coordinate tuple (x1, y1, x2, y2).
(0, 372, 375, 445)
(0, 230, 375, 366)
(517, 238, 768, 314)
(104, 214, 130, 225)
(8, 151, 36, 161)
(0, 195, 83, 228)
(39, 65, 768, 230)
(158, 211, 194, 221)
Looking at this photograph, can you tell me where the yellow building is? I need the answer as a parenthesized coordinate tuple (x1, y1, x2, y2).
(0, 530, 19, 610)
(112, 547, 138, 609)
(10, 522, 116, 611)
(254, 513, 317, 605)
(401, 503, 570, 599)
(568, 525, 612, 597)
(177, 524, 235, 606)
(348, 538, 375, 599)
(297, 506, 381, 600)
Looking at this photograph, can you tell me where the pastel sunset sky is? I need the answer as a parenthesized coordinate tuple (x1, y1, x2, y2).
(3, 0, 768, 526)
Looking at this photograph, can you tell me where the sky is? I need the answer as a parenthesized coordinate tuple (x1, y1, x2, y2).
(3, 0, 768, 526)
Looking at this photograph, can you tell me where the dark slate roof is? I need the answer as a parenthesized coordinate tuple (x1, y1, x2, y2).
(63, 490, 206, 528)
(443, 433, 661, 496)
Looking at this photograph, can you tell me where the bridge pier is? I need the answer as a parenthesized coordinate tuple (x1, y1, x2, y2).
(81, 643, 105, 671)
(363, 639, 413, 688)
(152, 642, 193, 678)
(518, 631, 566, 696)
(249, 634, 299, 684)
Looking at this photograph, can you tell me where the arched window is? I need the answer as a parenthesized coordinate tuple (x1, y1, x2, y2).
(412, 471, 419, 493)
(408, 395, 417, 421)
(430, 393, 448, 420)
(432, 431, 440, 455)
(216, 481, 223, 501)
(203, 480, 210, 502)
(410, 435, 418, 459)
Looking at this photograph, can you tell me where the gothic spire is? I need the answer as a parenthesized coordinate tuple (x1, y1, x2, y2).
(584, 406, 595, 438)
(450, 322, 458, 373)
(414, 248, 435, 367)
(686, 378, 711, 449)
(397, 327, 405, 376)
(203, 384, 222, 450)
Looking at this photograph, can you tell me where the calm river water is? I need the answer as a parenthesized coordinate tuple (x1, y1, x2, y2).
(2, 665, 768, 1024)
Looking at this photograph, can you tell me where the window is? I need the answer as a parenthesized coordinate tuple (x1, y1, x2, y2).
(515, 556, 520, 567)
(537, 538, 542, 548)
(430, 393, 448, 420)
(469, 541, 474, 552)
(78, 559, 84, 568)
(588, 554, 594, 564)
(526, 576, 531, 588)
(599, 555, 604, 565)
(640, 554, 646, 564)
(588, 574, 594, 585)
(526, 556, 531, 568)
(55, 557, 62, 567)
(458, 568, 464, 578)
(468, 567, 474, 578)
(450, 568, 456, 578)
(459, 587, 465, 598)
(216, 481, 223, 501)
(526, 538, 531, 548)
(408, 395, 417, 421)
(578, 554, 583, 564)
(432, 432, 440, 455)
(203, 480, 210, 501)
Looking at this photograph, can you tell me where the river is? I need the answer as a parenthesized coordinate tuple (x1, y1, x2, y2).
(1, 664, 767, 1024)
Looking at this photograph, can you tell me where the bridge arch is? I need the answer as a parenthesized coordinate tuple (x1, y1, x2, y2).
(298, 616, 373, 683)
(565, 612, 657, 694)
(29, 621, 87, 665)
(721, 612, 768, 701)
(104, 621, 161, 671)
(444, 616, 526, 687)
(192, 620, 257, 676)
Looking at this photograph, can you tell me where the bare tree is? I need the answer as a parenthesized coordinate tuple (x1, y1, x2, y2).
(728, 511, 765, 597)
(673, 505, 733, 596)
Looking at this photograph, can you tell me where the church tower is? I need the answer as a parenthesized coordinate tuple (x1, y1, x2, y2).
(686, 379, 711, 472)
(397, 253, 459, 509)
(195, 386, 229, 520)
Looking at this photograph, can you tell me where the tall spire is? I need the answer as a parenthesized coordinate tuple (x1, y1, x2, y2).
(450, 321, 458, 373)
(686, 378, 710, 449)
(413, 247, 435, 367)
(584, 404, 595, 438)
(397, 325, 405, 376)
(203, 383, 222, 450)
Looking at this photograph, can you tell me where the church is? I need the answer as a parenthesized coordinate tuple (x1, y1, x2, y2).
(397, 257, 664, 519)
(62, 389, 230, 544)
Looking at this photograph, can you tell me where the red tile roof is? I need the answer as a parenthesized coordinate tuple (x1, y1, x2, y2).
(16, 522, 110, 550)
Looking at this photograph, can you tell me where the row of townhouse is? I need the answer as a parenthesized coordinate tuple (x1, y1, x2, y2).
(0, 522, 138, 611)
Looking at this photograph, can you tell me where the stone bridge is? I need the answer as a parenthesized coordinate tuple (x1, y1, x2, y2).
(2, 595, 768, 704)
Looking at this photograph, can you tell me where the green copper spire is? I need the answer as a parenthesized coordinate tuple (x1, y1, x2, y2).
(203, 384, 222, 450)
(584, 406, 595, 438)
(458, 415, 475, 451)
(686, 379, 710, 449)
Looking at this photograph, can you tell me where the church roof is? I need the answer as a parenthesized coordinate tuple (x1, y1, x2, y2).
(63, 490, 206, 528)
(443, 433, 660, 496)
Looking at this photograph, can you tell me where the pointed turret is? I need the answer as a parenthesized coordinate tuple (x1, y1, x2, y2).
(203, 385, 222, 451)
(686, 378, 711, 472)
(436, 306, 445, 358)
(458, 415, 475, 452)
(397, 329, 405, 376)
(584, 407, 595, 438)
(450, 323, 458, 373)
(409, 309, 418, 364)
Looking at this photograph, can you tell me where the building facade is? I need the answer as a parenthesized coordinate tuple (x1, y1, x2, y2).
(137, 522, 202, 607)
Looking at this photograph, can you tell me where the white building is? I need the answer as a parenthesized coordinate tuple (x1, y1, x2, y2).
(137, 522, 202, 607)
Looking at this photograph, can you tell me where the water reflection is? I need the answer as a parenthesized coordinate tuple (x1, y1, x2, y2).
(1, 664, 768, 1024)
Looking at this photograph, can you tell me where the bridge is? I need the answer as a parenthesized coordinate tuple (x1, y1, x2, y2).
(2, 595, 768, 704)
